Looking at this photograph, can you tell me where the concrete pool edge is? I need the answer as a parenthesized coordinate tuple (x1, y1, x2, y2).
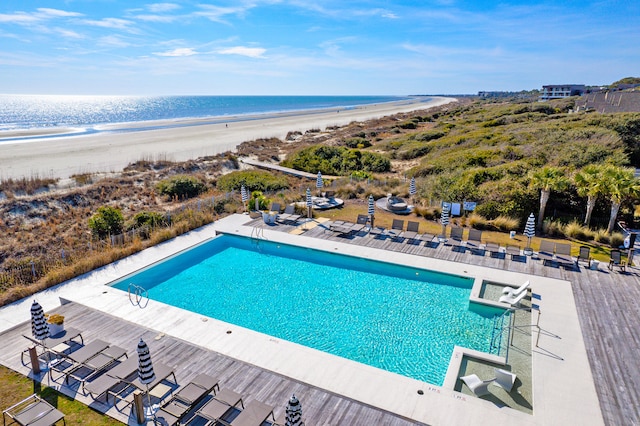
(0, 214, 604, 425)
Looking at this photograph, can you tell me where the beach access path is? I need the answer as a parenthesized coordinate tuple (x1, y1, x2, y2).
(0, 97, 455, 181)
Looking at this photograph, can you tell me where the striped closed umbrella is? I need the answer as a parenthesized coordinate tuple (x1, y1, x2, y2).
(409, 177, 417, 196)
(524, 212, 536, 251)
(31, 300, 49, 342)
(306, 188, 312, 218)
(316, 171, 323, 191)
(368, 195, 375, 227)
(241, 185, 248, 211)
(441, 203, 450, 236)
(137, 338, 156, 416)
(285, 394, 303, 426)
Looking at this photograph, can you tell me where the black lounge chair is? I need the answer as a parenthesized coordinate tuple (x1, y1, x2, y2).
(506, 244, 521, 259)
(537, 240, 555, 264)
(277, 205, 302, 224)
(83, 355, 138, 401)
(189, 388, 244, 424)
(110, 362, 177, 410)
(555, 243, 574, 268)
(449, 227, 464, 249)
(21, 327, 83, 366)
(400, 221, 420, 242)
(230, 399, 276, 426)
(609, 249, 626, 271)
(154, 373, 220, 426)
(465, 229, 483, 252)
(485, 241, 501, 256)
(387, 219, 405, 240)
(2, 394, 65, 426)
(49, 339, 118, 382)
(577, 246, 592, 268)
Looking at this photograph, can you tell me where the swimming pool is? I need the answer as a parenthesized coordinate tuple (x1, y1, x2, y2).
(112, 234, 504, 385)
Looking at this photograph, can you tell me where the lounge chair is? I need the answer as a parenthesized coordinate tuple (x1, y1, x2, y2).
(400, 221, 420, 242)
(387, 219, 405, 240)
(2, 394, 65, 426)
(608, 249, 626, 272)
(555, 243, 574, 268)
(368, 225, 386, 238)
(537, 240, 555, 264)
(269, 203, 281, 213)
(485, 241, 501, 256)
(110, 362, 177, 410)
(83, 355, 139, 401)
(502, 280, 530, 297)
(460, 374, 495, 397)
(506, 244, 521, 259)
(577, 246, 592, 268)
(499, 288, 528, 306)
(277, 205, 302, 224)
(465, 229, 483, 252)
(190, 388, 244, 424)
(421, 232, 436, 246)
(494, 368, 517, 392)
(449, 227, 464, 249)
(21, 327, 83, 366)
(229, 400, 276, 426)
(154, 373, 219, 426)
(49, 339, 112, 382)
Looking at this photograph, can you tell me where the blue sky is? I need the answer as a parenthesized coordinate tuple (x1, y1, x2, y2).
(0, 1, 638, 95)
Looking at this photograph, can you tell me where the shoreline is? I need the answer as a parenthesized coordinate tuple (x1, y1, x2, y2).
(0, 96, 455, 180)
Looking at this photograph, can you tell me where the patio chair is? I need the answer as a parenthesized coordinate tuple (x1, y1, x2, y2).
(465, 229, 483, 252)
(494, 368, 517, 392)
(421, 232, 436, 246)
(608, 249, 626, 272)
(449, 227, 464, 248)
(506, 244, 521, 259)
(269, 203, 281, 213)
(537, 240, 555, 264)
(499, 287, 528, 306)
(2, 394, 65, 426)
(460, 374, 495, 397)
(83, 355, 139, 401)
(387, 219, 405, 240)
(48, 339, 112, 382)
(502, 280, 530, 297)
(555, 243, 574, 268)
(154, 373, 220, 426)
(190, 388, 244, 424)
(110, 362, 177, 410)
(368, 225, 386, 238)
(276, 205, 302, 224)
(485, 241, 501, 256)
(21, 327, 83, 366)
(400, 221, 420, 242)
(230, 399, 276, 426)
(577, 246, 592, 268)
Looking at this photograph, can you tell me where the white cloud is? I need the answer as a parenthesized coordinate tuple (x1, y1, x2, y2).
(218, 46, 266, 58)
(99, 35, 132, 48)
(136, 14, 178, 23)
(55, 28, 83, 39)
(36, 8, 83, 18)
(148, 3, 181, 13)
(81, 18, 134, 30)
(154, 47, 198, 57)
(0, 12, 42, 24)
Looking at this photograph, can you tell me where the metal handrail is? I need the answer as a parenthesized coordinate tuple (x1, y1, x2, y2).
(127, 283, 149, 308)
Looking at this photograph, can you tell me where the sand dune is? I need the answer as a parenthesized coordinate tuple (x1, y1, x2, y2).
(0, 97, 455, 180)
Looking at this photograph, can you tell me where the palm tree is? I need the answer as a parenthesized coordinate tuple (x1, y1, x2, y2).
(529, 167, 569, 232)
(574, 164, 607, 227)
(602, 165, 640, 234)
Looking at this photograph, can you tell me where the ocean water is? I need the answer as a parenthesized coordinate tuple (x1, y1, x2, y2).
(0, 94, 409, 133)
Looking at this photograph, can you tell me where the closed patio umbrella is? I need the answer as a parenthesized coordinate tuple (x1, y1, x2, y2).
(316, 171, 323, 195)
(409, 177, 417, 196)
(241, 185, 248, 211)
(306, 188, 312, 218)
(368, 195, 375, 228)
(441, 203, 450, 237)
(31, 300, 49, 342)
(523, 212, 536, 254)
(137, 338, 156, 418)
(285, 394, 302, 426)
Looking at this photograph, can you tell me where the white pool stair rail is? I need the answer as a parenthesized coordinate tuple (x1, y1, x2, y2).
(128, 283, 149, 308)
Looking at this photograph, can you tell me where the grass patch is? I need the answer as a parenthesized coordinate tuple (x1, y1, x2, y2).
(0, 366, 121, 425)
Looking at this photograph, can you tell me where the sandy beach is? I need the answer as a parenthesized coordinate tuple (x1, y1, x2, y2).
(0, 97, 455, 180)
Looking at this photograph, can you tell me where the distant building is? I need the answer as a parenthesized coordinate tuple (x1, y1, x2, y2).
(539, 84, 586, 100)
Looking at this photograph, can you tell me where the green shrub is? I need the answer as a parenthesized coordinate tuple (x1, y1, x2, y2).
(282, 145, 390, 175)
(398, 121, 417, 129)
(467, 213, 490, 230)
(491, 215, 520, 231)
(542, 219, 565, 237)
(88, 206, 124, 239)
(610, 232, 625, 248)
(344, 137, 371, 148)
(594, 228, 610, 244)
(564, 221, 593, 241)
(156, 175, 207, 199)
(216, 170, 289, 193)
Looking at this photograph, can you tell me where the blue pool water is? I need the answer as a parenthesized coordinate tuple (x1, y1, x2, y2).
(112, 235, 504, 385)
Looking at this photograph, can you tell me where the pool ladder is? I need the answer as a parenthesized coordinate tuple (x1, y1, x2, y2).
(128, 283, 149, 308)
(489, 309, 511, 356)
(250, 224, 267, 253)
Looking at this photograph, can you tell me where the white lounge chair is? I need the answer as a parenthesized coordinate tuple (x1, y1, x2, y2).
(460, 374, 495, 397)
(501, 280, 530, 297)
(494, 368, 517, 392)
(499, 288, 528, 306)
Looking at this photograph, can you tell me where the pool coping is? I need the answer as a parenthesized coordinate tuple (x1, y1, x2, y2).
(0, 214, 604, 425)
